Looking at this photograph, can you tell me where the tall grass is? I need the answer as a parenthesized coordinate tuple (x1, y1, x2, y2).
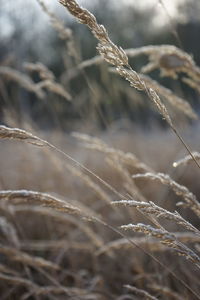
(0, 0, 200, 299)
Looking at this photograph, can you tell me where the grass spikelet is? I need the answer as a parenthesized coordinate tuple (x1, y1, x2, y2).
(140, 73, 197, 120)
(0, 190, 82, 216)
(132, 172, 200, 217)
(121, 223, 200, 266)
(37, 0, 72, 41)
(36, 0, 77, 60)
(113, 200, 200, 235)
(173, 152, 200, 168)
(0, 125, 46, 146)
(58, 0, 172, 124)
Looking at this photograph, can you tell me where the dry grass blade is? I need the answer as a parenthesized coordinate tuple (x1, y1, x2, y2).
(36, 0, 72, 41)
(124, 285, 158, 300)
(37, 79, 72, 101)
(24, 62, 72, 101)
(20, 240, 92, 251)
(0, 66, 45, 99)
(0, 273, 37, 289)
(148, 284, 183, 300)
(0, 190, 82, 217)
(0, 264, 19, 276)
(0, 125, 47, 146)
(140, 73, 197, 120)
(109, 67, 197, 119)
(77, 45, 200, 78)
(106, 156, 147, 202)
(0, 245, 60, 271)
(0, 216, 20, 247)
(0, 273, 80, 298)
(63, 162, 112, 206)
(96, 232, 200, 256)
(132, 172, 200, 217)
(182, 77, 200, 94)
(121, 223, 200, 266)
(138, 45, 200, 81)
(36, 0, 77, 60)
(113, 200, 200, 235)
(173, 152, 200, 168)
(24, 62, 55, 81)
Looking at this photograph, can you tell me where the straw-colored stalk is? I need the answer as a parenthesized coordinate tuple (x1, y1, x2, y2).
(173, 152, 200, 168)
(124, 284, 158, 300)
(132, 172, 200, 217)
(121, 223, 200, 266)
(96, 232, 200, 256)
(113, 200, 200, 235)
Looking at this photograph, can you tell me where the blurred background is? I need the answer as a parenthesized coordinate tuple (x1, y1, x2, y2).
(0, 0, 200, 132)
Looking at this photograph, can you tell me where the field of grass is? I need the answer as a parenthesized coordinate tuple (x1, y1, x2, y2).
(0, 0, 200, 299)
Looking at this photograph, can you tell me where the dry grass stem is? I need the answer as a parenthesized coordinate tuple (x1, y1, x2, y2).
(24, 62, 72, 101)
(96, 232, 200, 256)
(182, 77, 200, 94)
(72, 132, 152, 173)
(149, 284, 183, 300)
(106, 156, 147, 202)
(36, 0, 77, 60)
(173, 152, 200, 168)
(132, 172, 200, 217)
(121, 223, 200, 266)
(24, 62, 55, 81)
(0, 190, 82, 216)
(0, 216, 19, 247)
(0, 125, 47, 146)
(109, 67, 197, 119)
(124, 284, 158, 300)
(10, 205, 103, 248)
(0, 125, 125, 201)
(0, 66, 45, 99)
(58, 0, 174, 127)
(20, 240, 93, 251)
(113, 200, 200, 235)
(0, 245, 60, 271)
(140, 73, 197, 120)
(0, 264, 20, 276)
(64, 162, 113, 206)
